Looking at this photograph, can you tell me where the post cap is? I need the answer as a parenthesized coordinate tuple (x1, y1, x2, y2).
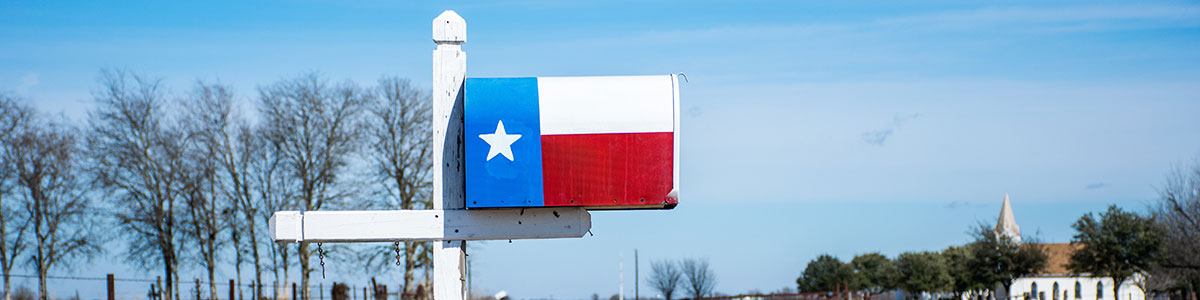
(433, 10, 466, 43)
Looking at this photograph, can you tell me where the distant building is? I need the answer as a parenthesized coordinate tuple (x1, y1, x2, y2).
(997, 195, 1145, 300)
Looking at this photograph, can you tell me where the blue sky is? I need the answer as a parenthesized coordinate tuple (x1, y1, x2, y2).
(3, 0, 1200, 299)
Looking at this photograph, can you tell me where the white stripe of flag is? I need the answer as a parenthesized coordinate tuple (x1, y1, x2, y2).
(536, 75, 676, 135)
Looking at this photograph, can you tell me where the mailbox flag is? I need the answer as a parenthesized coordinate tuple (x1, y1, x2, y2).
(464, 75, 680, 209)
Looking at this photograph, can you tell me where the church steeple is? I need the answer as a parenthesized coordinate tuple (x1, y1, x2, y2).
(995, 194, 1022, 243)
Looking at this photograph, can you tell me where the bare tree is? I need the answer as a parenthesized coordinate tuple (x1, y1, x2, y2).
(182, 145, 222, 300)
(360, 76, 433, 296)
(195, 85, 266, 300)
(228, 124, 262, 300)
(249, 125, 294, 299)
(0, 95, 32, 300)
(87, 69, 186, 300)
(180, 81, 239, 300)
(648, 260, 682, 300)
(226, 207, 246, 300)
(1153, 159, 1200, 297)
(7, 115, 103, 299)
(681, 258, 717, 300)
(258, 73, 370, 298)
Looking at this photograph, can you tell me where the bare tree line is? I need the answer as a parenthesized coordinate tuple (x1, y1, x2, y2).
(0, 93, 103, 300)
(0, 69, 434, 300)
(648, 258, 716, 300)
(1149, 159, 1200, 298)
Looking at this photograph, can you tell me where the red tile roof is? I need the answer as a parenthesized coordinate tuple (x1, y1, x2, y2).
(1037, 243, 1083, 275)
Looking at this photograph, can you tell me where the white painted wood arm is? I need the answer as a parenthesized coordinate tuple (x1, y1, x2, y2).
(269, 208, 591, 243)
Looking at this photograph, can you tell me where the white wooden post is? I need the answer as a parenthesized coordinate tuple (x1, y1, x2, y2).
(433, 10, 467, 300)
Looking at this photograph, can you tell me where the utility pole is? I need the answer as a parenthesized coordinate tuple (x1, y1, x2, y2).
(619, 252, 624, 300)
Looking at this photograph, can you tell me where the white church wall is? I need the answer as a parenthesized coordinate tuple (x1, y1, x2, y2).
(1009, 276, 1144, 300)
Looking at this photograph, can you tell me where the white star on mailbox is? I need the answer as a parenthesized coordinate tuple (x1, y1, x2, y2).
(479, 120, 521, 161)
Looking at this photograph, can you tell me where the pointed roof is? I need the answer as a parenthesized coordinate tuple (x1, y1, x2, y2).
(995, 194, 1022, 243)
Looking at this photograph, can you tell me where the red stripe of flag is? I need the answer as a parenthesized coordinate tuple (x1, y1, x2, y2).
(540, 132, 674, 207)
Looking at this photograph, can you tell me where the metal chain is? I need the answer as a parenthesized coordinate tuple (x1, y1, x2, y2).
(317, 242, 326, 279)
(394, 241, 403, 267)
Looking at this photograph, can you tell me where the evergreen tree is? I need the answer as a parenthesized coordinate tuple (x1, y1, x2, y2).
(1068, 205, 1165, 300)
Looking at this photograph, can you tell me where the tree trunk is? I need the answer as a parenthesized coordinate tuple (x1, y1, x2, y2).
(1112, 279, 1121, 300)
(175, 266, 181, 300)
(235, 237, 243, 300)
(168, 197, 179, 300)
(37, 267, 46, 300)
(300, 242, 310, 300)
(163, 250, 175, 300)
(254, 241, 263, 300)
(269, 243, 280, 300)
(249, 215, 263, 300)
(209, 264, 217, 300)
(404, 242, 415, 296)
(1, 194, 8, 300)
(209, 189, 219, 300)
(281, 244, 291, 300)
(35, 196, 46, 300)
(35, 245, 45, 300)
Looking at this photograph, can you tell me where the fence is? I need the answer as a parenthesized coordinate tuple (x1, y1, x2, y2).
(678, 291, 888, 300)
(5, 274, 415, 300)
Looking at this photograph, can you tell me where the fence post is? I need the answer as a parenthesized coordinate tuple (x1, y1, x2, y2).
(432, 9, 468, 300)
(293, 283, 298, 300)
(230, 280, 236, 300)
(107, 274, 115, 300)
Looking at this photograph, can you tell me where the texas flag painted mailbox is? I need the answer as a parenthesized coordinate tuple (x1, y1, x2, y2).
(464, 75, 681, 209)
